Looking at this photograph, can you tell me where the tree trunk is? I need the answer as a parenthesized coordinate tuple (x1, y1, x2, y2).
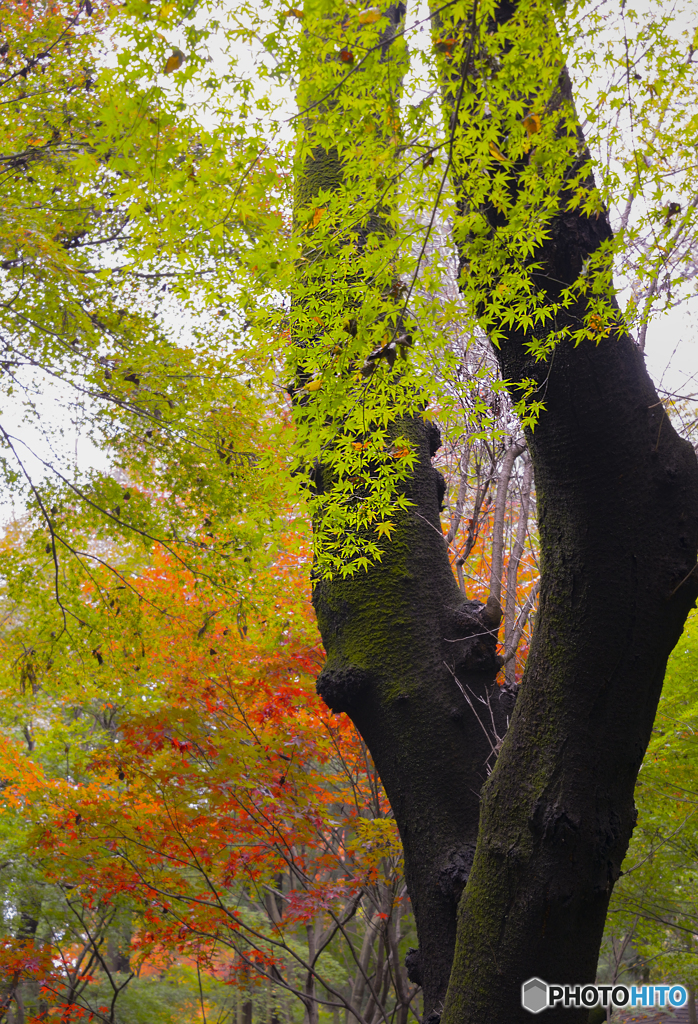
(436, 9, 698, 1021)
(489, 441, 525, 604)
(295, 7, 515, 1018)
(303, 924, 319, 1024)
(298, 2, 698, 1021)
(504, 451, 534, 686)
(106, 905, 132, 975)
(0, 908, 40, 1024)
(442, 313, 698, 1024)
(314, 416, 514, 1019)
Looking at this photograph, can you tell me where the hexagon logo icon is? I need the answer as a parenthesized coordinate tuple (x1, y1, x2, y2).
(522, 977, 548, 1014)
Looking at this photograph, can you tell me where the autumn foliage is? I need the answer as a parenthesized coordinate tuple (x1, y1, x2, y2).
(0, 533, 418, 1024)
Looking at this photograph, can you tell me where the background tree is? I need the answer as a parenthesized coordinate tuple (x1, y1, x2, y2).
(0, 520, 425, 1024)
(0, 0, 286, 620)
(599, 609, 698, 1024)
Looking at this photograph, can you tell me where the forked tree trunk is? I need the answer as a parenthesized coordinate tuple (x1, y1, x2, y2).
(298, 3, 698, 1023)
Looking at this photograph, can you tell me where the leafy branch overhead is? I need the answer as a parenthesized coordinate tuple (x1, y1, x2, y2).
(0, 0, 696, 579)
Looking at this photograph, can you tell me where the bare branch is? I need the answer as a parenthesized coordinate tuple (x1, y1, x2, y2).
(504, 451, 533, 685)
(502, 580, 540, 666)
(445, 447, 470, 546)
(489, 440, 525, 605)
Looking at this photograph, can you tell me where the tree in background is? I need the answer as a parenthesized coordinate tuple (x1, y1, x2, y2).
(0, 524, 423, 1024)
(0, 0, 286, 613)
(599, 610, 698, 1024)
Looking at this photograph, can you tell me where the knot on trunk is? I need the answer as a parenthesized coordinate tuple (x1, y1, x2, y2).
(438, 845, 475, 903)
(426, 421, 441, 456)
(316, 665, 371, 714)
(592, 808, 631, 893)
(446, 600, 502, 674)
(405, 947, 422, 987)
(435, 469, 446, 511)
(530, 800, 581, 849)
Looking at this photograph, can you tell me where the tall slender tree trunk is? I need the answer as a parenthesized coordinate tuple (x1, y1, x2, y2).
(303, 924, 319, 1024)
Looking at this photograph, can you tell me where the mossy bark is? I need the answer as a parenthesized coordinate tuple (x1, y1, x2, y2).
(439, 56, 698, 1024)
(314, 416, 513, 1018)
(442, 316, 698, 1023)
(295, 12, 516, 1015)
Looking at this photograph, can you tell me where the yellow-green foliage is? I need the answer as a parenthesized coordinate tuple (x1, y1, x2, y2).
(604, 611, 698, 984)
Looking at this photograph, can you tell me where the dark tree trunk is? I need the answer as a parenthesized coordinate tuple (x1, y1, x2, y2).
(314, 416, 513, 1019)
(437, 15, 698, 1024)
(297, 2, 698, 1021)
(442, 309, 698, 1024)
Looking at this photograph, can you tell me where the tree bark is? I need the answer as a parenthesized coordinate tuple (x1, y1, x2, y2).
(295, 8, 514, 1018)
(437, 17, 698, 1023)
(442, 312, 698, 1024)
(314, 416, 513, 1020)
